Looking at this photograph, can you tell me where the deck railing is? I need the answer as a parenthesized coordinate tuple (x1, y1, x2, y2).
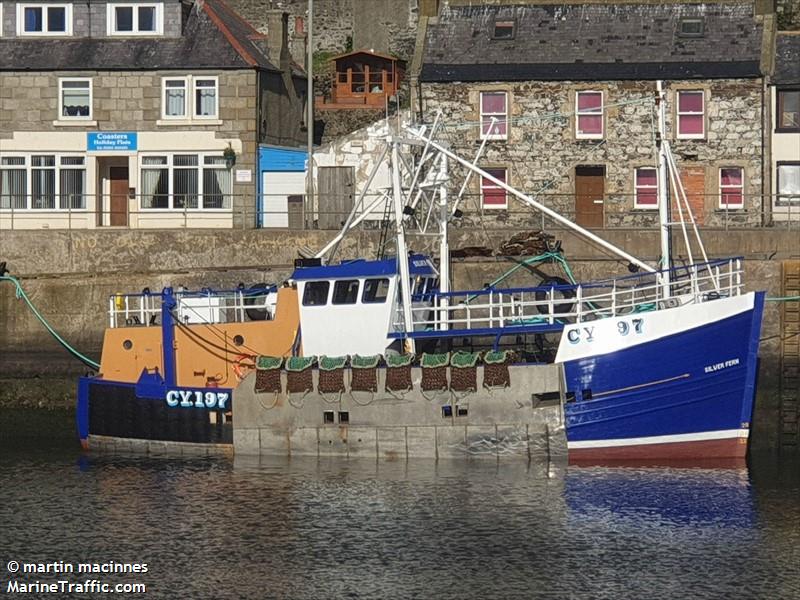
(399, 258, 744, 333)
(108, 286, 275, 329)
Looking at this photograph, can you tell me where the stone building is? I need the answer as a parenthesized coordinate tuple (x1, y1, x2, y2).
(0, 0, 306, 230)
(413, 1, 773, 228)
(770, 32, 800, 222)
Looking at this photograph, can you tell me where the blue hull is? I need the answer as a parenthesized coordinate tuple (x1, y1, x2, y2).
(564, 293, 765, 458)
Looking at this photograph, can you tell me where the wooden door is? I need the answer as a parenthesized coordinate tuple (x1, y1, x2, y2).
(318, 166, 354, 229)
(109, 167, 129, 227)
(575, 166, 605, 228)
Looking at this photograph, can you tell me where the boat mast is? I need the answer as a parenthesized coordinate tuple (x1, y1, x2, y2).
(656, 80, 672, 298)
(437, 151, 450, 331)
(391, 138, 416, 353)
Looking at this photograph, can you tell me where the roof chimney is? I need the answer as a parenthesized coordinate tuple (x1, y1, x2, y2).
(266, 10, 289, 70)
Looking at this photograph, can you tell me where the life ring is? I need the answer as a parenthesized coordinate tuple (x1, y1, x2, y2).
(535, 276, 576, 315)
(232, 354, 257, 381)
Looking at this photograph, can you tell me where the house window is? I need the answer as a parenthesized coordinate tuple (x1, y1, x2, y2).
(140, 153, 231, 210)
(480, 91, 507, 140)
(634, 167, 658, 209)
(777, 163, 800, 207)
(59, 78, 92, 119)
(194, 78, 219, 118)
(777, 89, 800, 132)
(0, 155, 85, 210)
(576, 91, 603, 139)
(17, 3, 71, 35)
(163, 78, 187, 118)
(162, 76, 219, 120)
(719, 167, 744, 209)
(493, 20, 515, 40)
(480, 167, 508, 209)
(677, 90, 705, 139)
(678, 17, 704, 37)
(108, 3, 161, 35)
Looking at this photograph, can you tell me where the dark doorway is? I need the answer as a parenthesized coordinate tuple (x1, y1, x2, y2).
(575, 166, 605, 228)
(109, 167, 129, 227)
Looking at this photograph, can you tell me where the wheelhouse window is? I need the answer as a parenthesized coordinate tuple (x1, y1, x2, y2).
(18, 4, 71, 35)
(776, 89, 800, 132)
(480, 167, 508, 209)
(332, 280, 360, 305)
(576, 91, 603, 139)
(777, 163, 800, 207)
(59, 78, 92, 119)
(0, 155, 85, 210)
(362, 278, 390, 303)
(162, 76, 219, 120)
(719, 167, 744, 209)
(303, 281, 330, 306)
(634, 167, 658, 209)
(108, 3, 161, 35)
(480, 91, 507, 140)
(140, 153, 231, 210)
(677, 90, 705, 139)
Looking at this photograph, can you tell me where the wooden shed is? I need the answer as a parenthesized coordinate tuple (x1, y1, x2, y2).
(316, 50, 405, 109)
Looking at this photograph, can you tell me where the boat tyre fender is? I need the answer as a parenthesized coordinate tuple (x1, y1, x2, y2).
(244, 284, 272, 321)
(535, 277, 576, 315)
(233, 354, 256, 381)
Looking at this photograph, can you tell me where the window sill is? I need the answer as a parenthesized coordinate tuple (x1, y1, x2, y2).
(53, 120, 97, 127)
(633, 206, 659, 211)
(156, 119, 222, 126)
(714, 208, 745, 212)
(775, 128, 800, 134)
(675, 136, 706, 141)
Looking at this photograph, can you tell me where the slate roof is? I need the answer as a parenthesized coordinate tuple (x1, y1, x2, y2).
(420, 2, 763, 82)
(0, 0, 283, 72)
(774, 33, 800, 85)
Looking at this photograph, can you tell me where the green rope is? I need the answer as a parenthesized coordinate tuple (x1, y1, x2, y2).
(767, 295, 800, 302)
(1, 274, 100, 370)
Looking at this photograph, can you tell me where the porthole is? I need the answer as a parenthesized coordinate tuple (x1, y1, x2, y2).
(122, 339, 133, 350)
(233, 334, 244, 346)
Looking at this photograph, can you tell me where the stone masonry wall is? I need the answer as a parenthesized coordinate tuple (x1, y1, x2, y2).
(0, 69, 259, 225)
(421, 79, 764, 229)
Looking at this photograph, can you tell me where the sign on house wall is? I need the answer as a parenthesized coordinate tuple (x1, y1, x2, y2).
(87, 132, 138, 152)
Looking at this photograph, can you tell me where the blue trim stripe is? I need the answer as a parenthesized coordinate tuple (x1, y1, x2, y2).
(291, 254, 436, 280)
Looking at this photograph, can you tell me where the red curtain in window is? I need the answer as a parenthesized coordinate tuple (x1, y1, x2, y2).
(720, 167, 743, 208)
(678, 92, 704, 136)
(577, 92, 603, 135)
(481, 168, 507, 207)
(635, 168, 658, 206)
(481, 92, 507, 137)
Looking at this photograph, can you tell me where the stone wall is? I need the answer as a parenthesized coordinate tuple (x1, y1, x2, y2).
(420, 79, 764, 228)
(777, 0, 800, 30)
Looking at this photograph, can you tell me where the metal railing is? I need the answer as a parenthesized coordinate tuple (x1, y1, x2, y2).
(108, 286, 276, 329)
(1, 192, 799, 230)
(398, 258, 744, 332)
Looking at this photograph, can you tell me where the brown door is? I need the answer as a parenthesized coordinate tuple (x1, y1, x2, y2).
(109, 167, 129, 226)
(575, 166, 605, 228)
(317, 166, 355, 229)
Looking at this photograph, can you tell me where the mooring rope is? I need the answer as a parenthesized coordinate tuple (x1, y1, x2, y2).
(1, 274, 100, 370)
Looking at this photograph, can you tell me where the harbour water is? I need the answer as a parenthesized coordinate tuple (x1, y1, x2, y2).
(1, 409, 799, 599)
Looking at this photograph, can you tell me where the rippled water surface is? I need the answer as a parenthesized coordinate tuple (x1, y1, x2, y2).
(1, 410, 799, 599)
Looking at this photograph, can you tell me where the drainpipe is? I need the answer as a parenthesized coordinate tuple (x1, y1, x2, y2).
(161, 287, 178, 387)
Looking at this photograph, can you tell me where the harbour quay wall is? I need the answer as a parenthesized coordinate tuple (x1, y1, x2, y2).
(0, 227, 796, 449)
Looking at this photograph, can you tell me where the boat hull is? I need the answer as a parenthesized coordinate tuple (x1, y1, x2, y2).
(561, 292, 765, 460)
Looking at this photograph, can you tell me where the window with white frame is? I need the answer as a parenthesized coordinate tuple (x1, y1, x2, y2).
(0, 155, 85, 210)
(107, 3, 162, 35)
(634, 167, 658, 209)
(17, 3, 72, 35)
(677, 90, 705, 139)
(719, 167, 744, 209)
(777, 163, 800, 207)
(576, 91, 603, 139)
(140, 154, 231, 210)
(479, 91, 507, 140)
(480, 167, 508, 209)
(162, 76, 218, 120)
(59, 78, 92, 119)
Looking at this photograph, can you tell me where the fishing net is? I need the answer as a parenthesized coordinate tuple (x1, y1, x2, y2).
(483, 350, 513, 389)
(421, 352, 450, 392)
(386, 353, 414, 392)
(254, 356, 283, 394)
(318, 355, 348, 394)
(350, 354, 381, 393)
(450, 351, 480, 393)
(286, 356, 316, 394)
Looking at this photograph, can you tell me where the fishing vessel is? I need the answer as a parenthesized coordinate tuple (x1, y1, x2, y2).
(76, 86, 765, 460)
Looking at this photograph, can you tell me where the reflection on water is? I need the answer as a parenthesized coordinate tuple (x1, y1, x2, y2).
(1, 412, 799, 599)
